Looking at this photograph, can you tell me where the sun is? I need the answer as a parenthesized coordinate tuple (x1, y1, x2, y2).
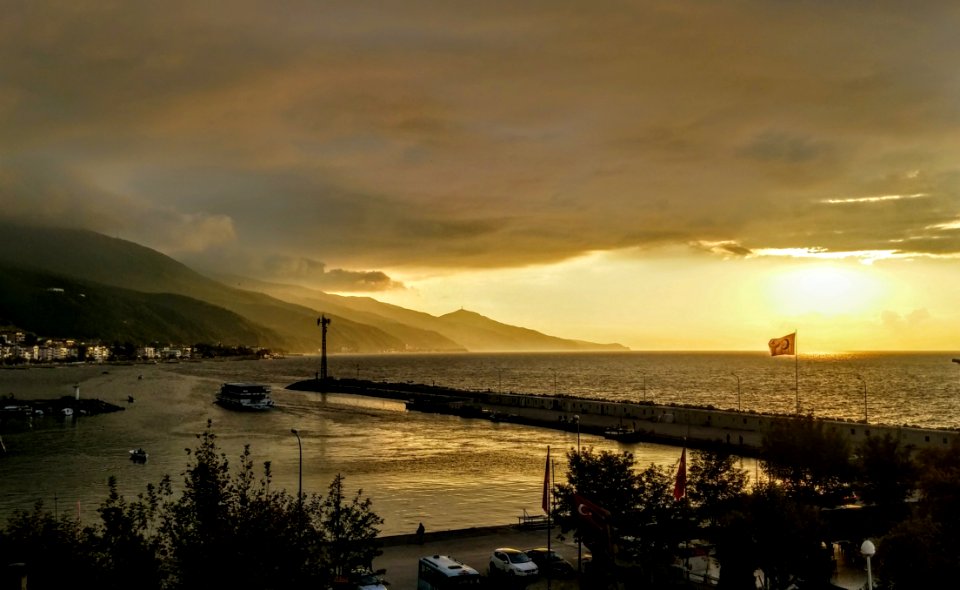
(766, 264, 881, 317)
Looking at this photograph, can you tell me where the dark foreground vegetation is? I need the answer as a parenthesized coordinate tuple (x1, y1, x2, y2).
(553, 415, 959, 589)
(3, 414, 958, 590)
(0, 420, 382, 590)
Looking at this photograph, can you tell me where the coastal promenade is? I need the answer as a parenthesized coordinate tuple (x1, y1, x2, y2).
(289, 376, 959, 455)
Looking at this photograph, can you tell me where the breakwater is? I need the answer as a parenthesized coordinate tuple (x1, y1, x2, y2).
(288, 377, 960, 455)
(1, 395, 124, 421)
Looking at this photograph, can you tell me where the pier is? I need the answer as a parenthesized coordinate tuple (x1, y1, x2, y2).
(288, 377, 960, 455)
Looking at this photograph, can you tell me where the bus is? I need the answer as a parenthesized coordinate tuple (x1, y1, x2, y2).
(417, 555, 482, 589)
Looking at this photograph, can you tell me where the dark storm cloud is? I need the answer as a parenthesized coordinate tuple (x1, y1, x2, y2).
(3, 0, 960, 288)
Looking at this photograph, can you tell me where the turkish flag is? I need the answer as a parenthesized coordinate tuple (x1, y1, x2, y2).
(573, 493, 611, 532)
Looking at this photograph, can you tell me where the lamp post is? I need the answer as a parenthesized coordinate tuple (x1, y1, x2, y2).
(498, 368, 503, 394)
(573, 415, 581, 450)
(856, 373, 867, 424)
(860, 539, 875, 590)
(731, 372, 741, 411)
(550, 368, 558, 395)
(291, 428, 302, 509)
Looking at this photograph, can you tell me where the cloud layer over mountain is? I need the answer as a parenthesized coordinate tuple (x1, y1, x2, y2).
(2, 1, 959, 297)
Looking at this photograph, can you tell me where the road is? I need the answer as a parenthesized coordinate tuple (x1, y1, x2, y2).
(373, 525, 586, 589)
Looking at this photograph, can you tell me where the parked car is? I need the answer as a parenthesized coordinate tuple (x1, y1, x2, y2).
(523, 547, 576, 577)
(489, 548, 539, 578)
(354, 570, 388, 590)
(329, 568, 388, 590)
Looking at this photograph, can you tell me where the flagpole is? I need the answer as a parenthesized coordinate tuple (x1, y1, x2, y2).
(547, 455, 554, 589)
(795, 330, 799, 415)
(545, 445, 552, 590)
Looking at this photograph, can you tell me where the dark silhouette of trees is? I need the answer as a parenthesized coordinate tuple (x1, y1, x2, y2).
(760, 415, 854, 506)
(0, 502, 95, 589)
(0, 421, 383, 590)
(550, 445, 844, 589)
(715, 482, 834, 590)
(91, 477, 164, 590)
(688, 449, 748, 527)
(875, 437, 960, 588)
(320, 474, 385, 579)
(552, 448, 693, 586)
(853, 433, 916, 515)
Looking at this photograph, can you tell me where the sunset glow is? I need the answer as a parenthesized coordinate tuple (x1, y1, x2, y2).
(3, 1, 960, 352)
(766, 266, 882, 317)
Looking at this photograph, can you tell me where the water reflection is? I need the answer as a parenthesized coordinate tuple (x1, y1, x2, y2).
(16, 351, 944, 535)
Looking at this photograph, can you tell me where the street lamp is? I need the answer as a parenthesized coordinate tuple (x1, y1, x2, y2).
(291, 428, 302, 508)
(860, 539, 876, 590)
(855, 373, 867, 424)
(498, 367, 503, 394)
(549, 368, 558, 395)
(731, 372, 741, 412)
(573, 415, 581, 450)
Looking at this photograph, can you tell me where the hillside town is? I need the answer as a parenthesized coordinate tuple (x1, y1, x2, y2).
(0, 330, 196, 364)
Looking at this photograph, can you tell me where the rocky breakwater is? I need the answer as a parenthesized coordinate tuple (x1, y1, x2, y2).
(1, 395, 125, 424)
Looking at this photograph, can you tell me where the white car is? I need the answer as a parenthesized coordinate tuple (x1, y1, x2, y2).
(489, 548, 539, 578)
(340, 569, 387, 590)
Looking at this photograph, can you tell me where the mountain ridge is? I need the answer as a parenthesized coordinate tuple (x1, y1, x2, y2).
(224, 274, 628, 352)
(0, 223, 629, 353)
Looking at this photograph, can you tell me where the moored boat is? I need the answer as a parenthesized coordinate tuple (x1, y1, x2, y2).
(129, 448, 148, 462)
(215, 382, 275, 411)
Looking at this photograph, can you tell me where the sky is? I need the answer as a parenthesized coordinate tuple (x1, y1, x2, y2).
(2, 1, 960, 352)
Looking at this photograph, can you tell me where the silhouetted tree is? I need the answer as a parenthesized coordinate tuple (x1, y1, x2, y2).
(0, 421, 384, 590)
(715, 482, 833, 590)
(552, 448, 691, 586)
(157, 422, 335, 589)
(320, 473, 384, 579)
(687, 449, 749, 527)
(0, 501, 96, 589)
(854, 433, 916, 510)
(877, 437, 960, 588)
(761, 415, 854, 506)
(88, 476, 163, 590)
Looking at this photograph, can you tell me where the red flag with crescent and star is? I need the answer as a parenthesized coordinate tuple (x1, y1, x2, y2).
(768, 332, 796, 356)
(573, 493, 611, 532)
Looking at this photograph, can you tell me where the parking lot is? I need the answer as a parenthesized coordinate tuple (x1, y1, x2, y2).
(373, 525, 587, 589)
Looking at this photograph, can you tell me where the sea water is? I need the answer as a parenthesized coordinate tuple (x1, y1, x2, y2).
(0, 351, 956, 535)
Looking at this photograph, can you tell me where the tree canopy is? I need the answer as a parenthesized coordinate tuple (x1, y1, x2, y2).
(0, 420, 383, 590)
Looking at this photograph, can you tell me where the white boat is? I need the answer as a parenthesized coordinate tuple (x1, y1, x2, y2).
(215, 382, 275, 411)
